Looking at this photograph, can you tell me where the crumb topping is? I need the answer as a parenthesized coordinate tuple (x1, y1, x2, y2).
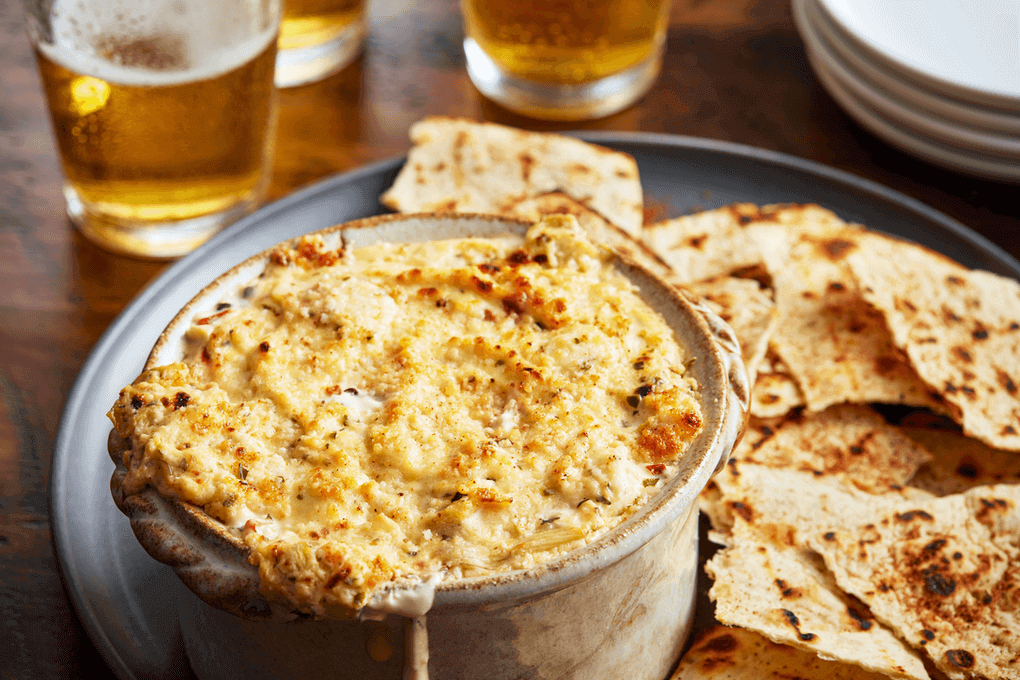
(108, 216, 702, 617)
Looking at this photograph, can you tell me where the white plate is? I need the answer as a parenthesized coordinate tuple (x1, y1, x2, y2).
(807, 0, 1020, 136)
(800, 0, 1020, 158)
(799, 32, 1020, 180)
(817, 0, 1020, 109)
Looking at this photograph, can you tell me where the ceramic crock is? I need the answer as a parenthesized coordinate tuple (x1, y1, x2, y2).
(108, 213, 749, 680)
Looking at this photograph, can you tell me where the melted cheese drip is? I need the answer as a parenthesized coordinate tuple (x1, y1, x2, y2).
(360, 574, 443, 680)
(404, 616, 429, 680)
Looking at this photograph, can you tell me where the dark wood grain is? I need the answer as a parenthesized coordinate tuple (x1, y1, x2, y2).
(2, 0, 1018, 678)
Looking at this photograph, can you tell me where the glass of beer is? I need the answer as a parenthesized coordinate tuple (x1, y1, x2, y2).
(23, 0, 282, 259)
(461, 0, 673, 121)
(274, 0, 367, 88)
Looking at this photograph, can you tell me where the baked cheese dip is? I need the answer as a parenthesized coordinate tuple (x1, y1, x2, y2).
(108, 215, 703, 618)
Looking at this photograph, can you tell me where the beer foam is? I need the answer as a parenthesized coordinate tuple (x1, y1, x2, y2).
(40, 0, 278, 87)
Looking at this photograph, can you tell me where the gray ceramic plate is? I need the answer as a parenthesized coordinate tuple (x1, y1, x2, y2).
(51, 133, 1020, 680)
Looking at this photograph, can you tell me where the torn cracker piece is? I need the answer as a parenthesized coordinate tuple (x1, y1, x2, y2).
(732, 405, 932, 494)
(381, 116, 643, 236)
(904, 426, 1020, 496)
(684, 276, 777, 382)
(760, 213, 942, 413)
(642, 204, 766, 285)
(671, 625, 894, 680)
(504, 192, 681, 285)
(808, 484, 1020, 680)
(847, 239, 1020, 451)
(751, 352, 805, 418)
(705, 521, 930, 680)
(505, 192, 619, 244)
(699, 460, 934, 541)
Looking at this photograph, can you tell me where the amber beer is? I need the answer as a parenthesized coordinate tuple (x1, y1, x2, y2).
(275, 0, 366, 87)
(462, 0, 672, 85)
(30, 0, 280, 258)
(279, 0, 365, 51)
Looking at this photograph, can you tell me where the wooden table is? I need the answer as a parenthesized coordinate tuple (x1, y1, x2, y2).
(2, 0, 1017, 677)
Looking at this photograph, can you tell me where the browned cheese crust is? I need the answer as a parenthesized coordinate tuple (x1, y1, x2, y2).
(108, 216, 703, 617)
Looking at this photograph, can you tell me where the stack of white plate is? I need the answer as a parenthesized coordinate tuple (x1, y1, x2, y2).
(792, 0, 1020, 182)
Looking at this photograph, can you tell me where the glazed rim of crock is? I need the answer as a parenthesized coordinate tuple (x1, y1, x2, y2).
(108, 212, 749, 620)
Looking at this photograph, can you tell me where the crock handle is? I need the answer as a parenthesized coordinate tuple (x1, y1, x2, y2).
(680, 291, 750, 476)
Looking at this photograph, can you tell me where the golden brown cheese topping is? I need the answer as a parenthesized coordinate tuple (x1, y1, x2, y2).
(108, 216, 703, 617)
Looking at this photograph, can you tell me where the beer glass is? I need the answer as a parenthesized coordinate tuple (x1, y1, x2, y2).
(462, 0, 673, 121)
(24, 0, 282, 259)
(275, 0, 367, 87)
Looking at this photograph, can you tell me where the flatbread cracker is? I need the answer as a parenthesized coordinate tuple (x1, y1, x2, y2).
(381, 116, 643, 236)
(671, 625, 894, 680)
(684, 276, 777, 381)
(732, 405, 932, 494)
(847, 239, 1020, 450)
(808, 484, 1020, 680)
(699, 459, 936, 541)
(904, 426, 1020, 496)
(758, 211, 941, 413)
(705, 521, 930, 680)
(699, 460, 934, 543)
(642, 204, 766, 285)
